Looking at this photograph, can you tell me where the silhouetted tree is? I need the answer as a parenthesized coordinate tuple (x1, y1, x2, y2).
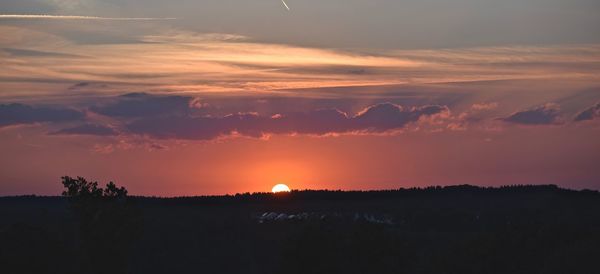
(61, 176, 140, 274)
(62, 176, 103, 198)
(104, 181, 128, 198)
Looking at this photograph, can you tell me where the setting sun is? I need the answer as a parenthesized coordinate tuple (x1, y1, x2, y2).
(272, 184, 291, 193)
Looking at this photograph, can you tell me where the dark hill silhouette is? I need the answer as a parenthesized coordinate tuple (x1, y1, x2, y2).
(0, 177, 599, 274)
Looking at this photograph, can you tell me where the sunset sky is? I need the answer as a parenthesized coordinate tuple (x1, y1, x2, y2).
(1, 0, 600, 196)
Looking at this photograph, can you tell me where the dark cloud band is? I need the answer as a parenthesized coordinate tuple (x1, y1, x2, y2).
(50, 124, 118, 136)
(0, 103, 84, 127)
(125, 103, 449, 140)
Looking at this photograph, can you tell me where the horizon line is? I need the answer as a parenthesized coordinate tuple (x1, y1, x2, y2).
(2, 184, 597, 199)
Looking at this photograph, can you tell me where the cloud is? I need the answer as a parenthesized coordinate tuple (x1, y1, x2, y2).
(125, 103, 448, 140)
(447, 102, 499, 131)
(90, 93, 194, 118)
(353, 104, 449, 132)
(0, 14, 175, 20)
(91, 138, 168, 154)
(188, 98, 209, 109)
(0, 103, 84, 127)
(127, 115, 247, 140)
(68, 82, 109, 91)
(500, 103, 562, 125)
(2, 48, 83, 58)
(265, 109, 351, 136)
(574, 103, 600, 122)
(471, 102, 499, 111)
(50, 124, 118, 136)
(1, 23, 598, 97)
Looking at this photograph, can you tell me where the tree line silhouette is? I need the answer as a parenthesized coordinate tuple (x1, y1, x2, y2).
(0, 176, 599, 274)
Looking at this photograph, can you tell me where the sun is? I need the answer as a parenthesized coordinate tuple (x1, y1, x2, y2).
(272, 184, 291, 193)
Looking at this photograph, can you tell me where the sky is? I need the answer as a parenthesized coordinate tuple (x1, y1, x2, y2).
(1, 0, 600, 196)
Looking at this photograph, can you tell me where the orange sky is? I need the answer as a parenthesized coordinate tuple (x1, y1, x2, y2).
(2, 118, 600, 196)
(2, 1, 600, 195)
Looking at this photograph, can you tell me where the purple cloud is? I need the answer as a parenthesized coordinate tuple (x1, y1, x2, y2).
(574, 103, 600, 122)
(500, 104, 561, 125)
(126, 103, 448, 140)
(51, 124, 118, 136)
(0, 103, 84, 127)
(354, 104, 448, 132)
(90, 93, 194, 118)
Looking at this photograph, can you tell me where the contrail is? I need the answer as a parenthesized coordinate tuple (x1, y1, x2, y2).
(281, 0, 290, 11)
(0, 15, 176, 20)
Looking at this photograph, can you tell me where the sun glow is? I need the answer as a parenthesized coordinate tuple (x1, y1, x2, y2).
(272, 184, 291, 193)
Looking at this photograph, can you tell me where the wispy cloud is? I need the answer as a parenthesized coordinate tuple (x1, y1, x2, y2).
(1, 26, 599, 103)
(281, 0, 291, 11)
(0, 14, 175, 20)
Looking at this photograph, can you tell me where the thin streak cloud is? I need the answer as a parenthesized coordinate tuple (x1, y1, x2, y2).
(281, 0, 291, 11)
(0, 14, 176, 20)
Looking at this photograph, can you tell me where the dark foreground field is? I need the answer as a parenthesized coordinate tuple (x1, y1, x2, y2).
(1, 185, 599, 274)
